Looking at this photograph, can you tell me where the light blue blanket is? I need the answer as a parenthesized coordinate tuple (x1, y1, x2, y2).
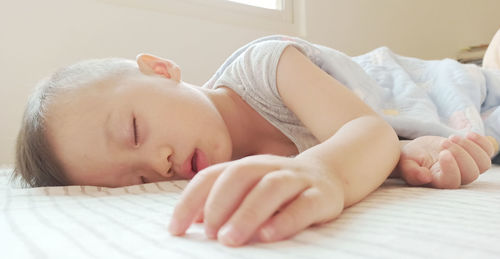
(313, 42, 500, 157)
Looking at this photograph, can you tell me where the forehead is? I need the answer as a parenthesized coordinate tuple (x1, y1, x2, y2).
(44, 82, 114, 183)
(49, 81, 112, 126)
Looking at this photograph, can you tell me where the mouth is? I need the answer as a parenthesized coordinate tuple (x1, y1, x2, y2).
(180, 148, 208, 179)
(190, 148, 209, 177)
(191, 150, 198, 173)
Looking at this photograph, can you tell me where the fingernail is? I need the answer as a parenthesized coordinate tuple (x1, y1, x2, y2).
(168, 218, 183, 235)
(260, 226, 275, 242)
(205, 227, 217, 239)
(467, 132, 479, 140)
(449, 135, 461, 143)
(487, 136, 499, 153)
(218, 224, 240, 246)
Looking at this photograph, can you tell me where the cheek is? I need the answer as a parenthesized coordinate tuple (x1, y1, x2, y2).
(187, 98, 232, 161)
(213, 131, 233, 163)
(202, 113, 233, 162)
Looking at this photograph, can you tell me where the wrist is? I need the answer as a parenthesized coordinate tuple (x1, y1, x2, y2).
(389, 140, 412, 179)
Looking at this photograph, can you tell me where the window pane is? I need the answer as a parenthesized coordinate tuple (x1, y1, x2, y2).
(227, 0, 281, 10)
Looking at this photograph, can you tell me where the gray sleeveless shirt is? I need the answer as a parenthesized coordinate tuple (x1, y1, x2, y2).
(203, 36, 320, 153)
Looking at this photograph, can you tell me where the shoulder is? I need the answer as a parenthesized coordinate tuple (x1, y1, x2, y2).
(221, 35, 320, 75)
(204, 36, 295, 89)
(276, 45, 377, 142)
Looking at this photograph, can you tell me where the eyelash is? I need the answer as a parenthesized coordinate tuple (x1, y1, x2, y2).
(133, 117, 139, 146)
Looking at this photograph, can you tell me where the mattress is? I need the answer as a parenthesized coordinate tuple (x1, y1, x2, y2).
(2, 165, 500, 259)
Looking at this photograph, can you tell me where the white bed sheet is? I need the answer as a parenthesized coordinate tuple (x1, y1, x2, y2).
(2, 165, 500, 259)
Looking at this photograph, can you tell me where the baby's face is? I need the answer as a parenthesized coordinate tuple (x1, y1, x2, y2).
(46, 73, 232, 187)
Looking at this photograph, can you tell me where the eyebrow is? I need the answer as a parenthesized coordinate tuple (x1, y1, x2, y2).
(104, 111, 113, 149)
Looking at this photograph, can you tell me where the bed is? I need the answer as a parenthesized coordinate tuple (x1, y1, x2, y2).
(2, 165, 500, 259)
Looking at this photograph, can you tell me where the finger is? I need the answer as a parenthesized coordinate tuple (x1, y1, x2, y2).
(168, 162, 228, 236)
(450, 135, 491, 173)
(203, 162, 280, 239)
(466, 132, 495, 157)
(398, 159, 432, 186)
(430, 149, 461, 189)
(216, 170, 309, 246)
(258, 188, 342, 243)
(486, 136, 499, 155)
(442, 139, 480, 185)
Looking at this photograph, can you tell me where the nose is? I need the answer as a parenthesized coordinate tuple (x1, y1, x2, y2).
(151, 145, 174, 178)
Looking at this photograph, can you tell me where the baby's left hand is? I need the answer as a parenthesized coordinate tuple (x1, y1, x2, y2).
(397, 133, 496, 188)
(168, 154, 344, 246)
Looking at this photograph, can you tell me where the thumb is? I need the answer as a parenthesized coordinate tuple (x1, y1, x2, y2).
(399, 159, 432, 186)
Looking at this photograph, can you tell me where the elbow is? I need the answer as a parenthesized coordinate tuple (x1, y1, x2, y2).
(363, 115, 400, 172)
(380, 118, 401, 171)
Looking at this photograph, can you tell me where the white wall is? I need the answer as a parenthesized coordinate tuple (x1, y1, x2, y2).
(1, 0, 500, 165)
(305, 0, 500, 59)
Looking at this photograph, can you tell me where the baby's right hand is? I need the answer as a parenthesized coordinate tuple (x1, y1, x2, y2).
(397, 133, 497, 189)
(168, 154, 344, 246)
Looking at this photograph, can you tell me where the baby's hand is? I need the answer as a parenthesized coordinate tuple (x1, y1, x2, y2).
(168, 154, 344, 246)
(397, 133, 497, 189)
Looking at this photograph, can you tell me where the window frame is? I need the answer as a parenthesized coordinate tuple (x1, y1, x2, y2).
(97, 0, 304, 35)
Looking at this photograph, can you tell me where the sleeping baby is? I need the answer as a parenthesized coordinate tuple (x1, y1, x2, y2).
(13, 31, 500, 246)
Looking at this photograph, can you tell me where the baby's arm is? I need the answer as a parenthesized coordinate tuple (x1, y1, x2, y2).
(483, 28, 500, 70)
(277, 46, 400, 207)
(393, 133, 498, 188)
(169, 46, 400, 246)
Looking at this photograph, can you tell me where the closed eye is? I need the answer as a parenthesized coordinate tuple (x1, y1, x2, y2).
(133, 117, 139, 146)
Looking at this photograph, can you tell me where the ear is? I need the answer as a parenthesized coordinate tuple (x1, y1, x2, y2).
(136, 53, 181, 83)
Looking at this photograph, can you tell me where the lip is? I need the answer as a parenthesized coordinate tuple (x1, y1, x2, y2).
(179, 148, 209, 179)
(179, 150, 196, 179)
(195, 149, 209, 173)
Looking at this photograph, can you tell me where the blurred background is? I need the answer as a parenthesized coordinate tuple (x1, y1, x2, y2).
(1, 0, 500, 165)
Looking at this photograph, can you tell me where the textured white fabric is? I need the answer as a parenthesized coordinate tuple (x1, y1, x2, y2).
(2, 166, 500, 259)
